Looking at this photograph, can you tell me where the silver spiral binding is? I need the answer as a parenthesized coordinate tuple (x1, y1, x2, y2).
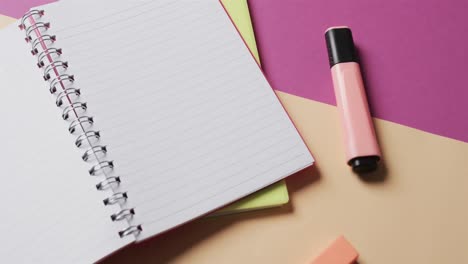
(31, 34, 56, 55)
(119, 225, 143, 238)
(19, 10, 142, 238)
(37, 48, 62, 68)
(103, 192, 128, 205)
(96, 176, 121, 190)
(62, 102, 87, 120)
(89, 161, 114, 176)
(75, 131, 100, 147)
(25, 22, 50, 41)
(82, 145, 107, 161)
(19, 10, 44, 30)
(44, 61, 68, 81)
(69, 116, 94, 134)
(55, 88, 80, 106)
(111, 208, 135, 221)
(48, 71, 71, 93)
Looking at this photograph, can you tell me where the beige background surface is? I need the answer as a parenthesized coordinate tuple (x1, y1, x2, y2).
(103, 91, 468, 264)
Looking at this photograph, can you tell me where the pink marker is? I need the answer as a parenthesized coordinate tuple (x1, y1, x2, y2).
(325, 26, 381, 173)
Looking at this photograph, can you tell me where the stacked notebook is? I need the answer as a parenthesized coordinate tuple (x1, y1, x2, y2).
(212, 0, 290, 216)
(0, 0, 313, 263)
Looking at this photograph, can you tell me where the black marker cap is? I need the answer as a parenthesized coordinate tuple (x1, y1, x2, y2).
(325, 27, 358, 67)
(349, 156, 380, 173)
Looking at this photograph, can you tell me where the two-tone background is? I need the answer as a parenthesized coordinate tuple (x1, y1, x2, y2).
(1, 0, 467, 263)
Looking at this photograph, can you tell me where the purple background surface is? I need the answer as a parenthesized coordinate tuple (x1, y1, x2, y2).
(3, 0, 467, 142)
(0, 0, 52, 18)
(248, 0, 468, 142)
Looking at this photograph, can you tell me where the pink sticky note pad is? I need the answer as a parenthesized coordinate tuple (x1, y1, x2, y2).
(311, 236, 359, 264)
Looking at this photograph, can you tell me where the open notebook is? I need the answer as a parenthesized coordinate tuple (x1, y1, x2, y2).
(0, 0, 291, 217)
(0, 0, 313, 263)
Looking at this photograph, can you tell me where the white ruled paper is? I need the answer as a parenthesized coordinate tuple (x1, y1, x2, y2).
(45, 0, 314, 241)
(0, 24, 133, 263)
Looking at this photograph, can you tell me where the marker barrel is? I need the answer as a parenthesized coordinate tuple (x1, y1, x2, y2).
(325, 27, 381, 173)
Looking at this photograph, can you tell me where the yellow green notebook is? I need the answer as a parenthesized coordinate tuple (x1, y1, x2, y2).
(210, 0, 289, 216)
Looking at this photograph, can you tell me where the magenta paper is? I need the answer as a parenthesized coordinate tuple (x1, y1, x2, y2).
(0, 0, 54, 18)
(248, 0, 468, 142)
(2, 0, 467, 142)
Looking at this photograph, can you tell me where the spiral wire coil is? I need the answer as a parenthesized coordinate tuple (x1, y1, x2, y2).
(19, 10, 142, 238)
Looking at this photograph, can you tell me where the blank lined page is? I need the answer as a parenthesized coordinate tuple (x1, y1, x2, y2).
(0, 24, 134, 263)
(47, 0, 313, 240)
